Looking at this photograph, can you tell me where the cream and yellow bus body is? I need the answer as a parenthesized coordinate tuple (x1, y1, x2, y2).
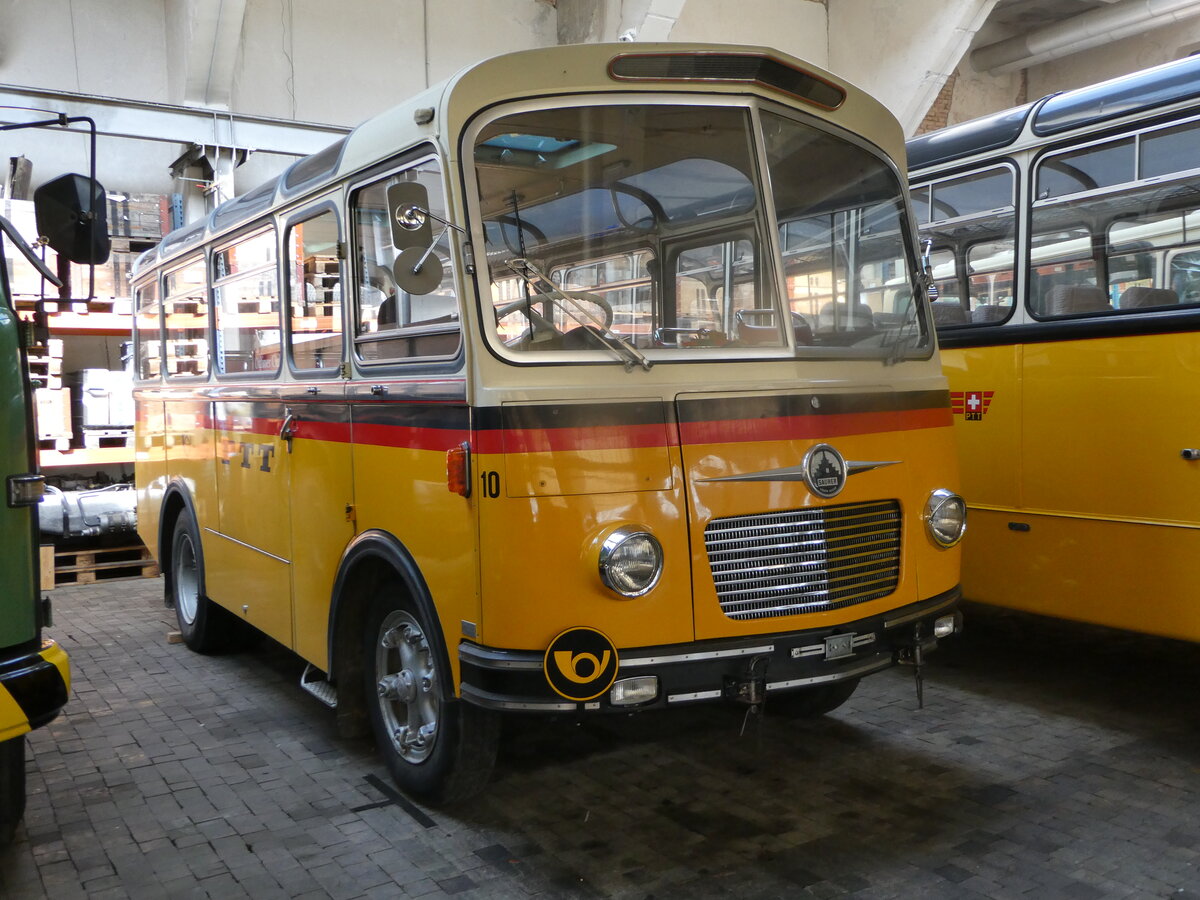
(135, 43, 962, 801)
(910, 54, 1200, 641)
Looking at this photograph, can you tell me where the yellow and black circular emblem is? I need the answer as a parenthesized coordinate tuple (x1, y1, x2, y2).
(543, 627, 619, 702)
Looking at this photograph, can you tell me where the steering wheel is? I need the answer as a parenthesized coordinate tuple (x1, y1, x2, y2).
(495, 289, 614, 333)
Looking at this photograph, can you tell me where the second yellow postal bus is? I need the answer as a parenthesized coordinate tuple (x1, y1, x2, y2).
(908, 53, 1200, 642)
(134, 43, 964, 802)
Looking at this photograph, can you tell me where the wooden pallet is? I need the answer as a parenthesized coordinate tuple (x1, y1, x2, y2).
(48, 543, 159, 587)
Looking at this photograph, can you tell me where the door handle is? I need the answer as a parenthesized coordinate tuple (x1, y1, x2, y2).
(280, 410, 297, 453)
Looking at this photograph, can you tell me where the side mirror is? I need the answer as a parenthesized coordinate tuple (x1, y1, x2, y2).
(385, 181, 465, 296)
(920, 238, 938, 300)
(34, 173, 111, 265)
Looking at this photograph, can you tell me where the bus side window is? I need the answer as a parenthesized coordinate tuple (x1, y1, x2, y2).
(1029, 222, 1101, 317)
(1171, 250, 1200, 304)
(212, 229, 281, 375)
(287, 211, 343, 371)
(134, 278, 162, 380)
(966, 239, 1014, 324)
(163, 257, 210, 379)
(351, 160, 460, 363)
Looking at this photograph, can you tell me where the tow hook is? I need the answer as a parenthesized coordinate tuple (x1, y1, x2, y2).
(897, 621, 930, 709)
(724, 654, 770, 735)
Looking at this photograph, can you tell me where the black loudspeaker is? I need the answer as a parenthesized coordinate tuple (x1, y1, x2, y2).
(33, 173, 111, 265)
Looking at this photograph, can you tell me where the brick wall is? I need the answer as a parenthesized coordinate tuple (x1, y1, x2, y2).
(915, 72, 959, 135)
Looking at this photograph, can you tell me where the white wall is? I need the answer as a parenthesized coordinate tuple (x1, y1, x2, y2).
(672, 0, 828, 67)
(1, 0, 170, 101)
(0, 0, 556, 199)
(830, 0, 1000, 134)
(232, 0, 556, 126)
(9, 0, 1199, 199)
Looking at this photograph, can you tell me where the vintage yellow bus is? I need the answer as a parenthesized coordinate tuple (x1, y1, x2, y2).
(134, 43, 964, 803)
(908, 54, 1200, 641)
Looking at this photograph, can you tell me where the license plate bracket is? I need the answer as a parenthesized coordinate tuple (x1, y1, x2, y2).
(824, 633, 854, 660)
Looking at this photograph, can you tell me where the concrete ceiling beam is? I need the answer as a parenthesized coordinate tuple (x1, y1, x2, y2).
(167, 0, 248, 109)
(0, 83, 348, 157)
(972, 0, 1200, 73)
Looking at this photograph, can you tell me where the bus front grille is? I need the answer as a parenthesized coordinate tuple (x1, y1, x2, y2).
(704, 500, 901, 620)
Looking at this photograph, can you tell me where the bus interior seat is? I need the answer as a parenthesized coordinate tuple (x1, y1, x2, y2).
(818, 301, 874, 331)
(735, 321, 780, 345)
(1043, 285, 1111, 316)
(377, 294, 397, 328)
(1118, 286, 1178, 309)
(971, 304, 1010, 323)
(791, 312, 814, 345)
(930, 301, 969, 325)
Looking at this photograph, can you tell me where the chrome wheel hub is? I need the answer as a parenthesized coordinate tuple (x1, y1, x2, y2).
(373, 609, 439, 763)
(174, 532, 199, 625)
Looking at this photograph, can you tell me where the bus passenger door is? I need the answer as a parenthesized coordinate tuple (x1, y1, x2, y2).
(282, 207, 352, 669)
(209, 401, 294, 645)
(286, 388, 353, 669)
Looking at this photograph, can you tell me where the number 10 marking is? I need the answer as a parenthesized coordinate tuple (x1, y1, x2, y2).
(479, 470, 500, 498)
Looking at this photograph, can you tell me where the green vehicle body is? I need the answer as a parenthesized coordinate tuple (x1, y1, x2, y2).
(0, 220, 71, 845)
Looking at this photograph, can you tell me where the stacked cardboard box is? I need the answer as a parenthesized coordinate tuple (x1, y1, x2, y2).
(106, 194, 170, 242)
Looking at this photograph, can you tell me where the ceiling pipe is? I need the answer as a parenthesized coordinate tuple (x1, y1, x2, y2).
(972, 0, 1200, 73)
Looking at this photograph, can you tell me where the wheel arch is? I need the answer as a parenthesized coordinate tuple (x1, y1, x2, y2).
(327, 529, 452, 737)
(158, 480, 202, 609)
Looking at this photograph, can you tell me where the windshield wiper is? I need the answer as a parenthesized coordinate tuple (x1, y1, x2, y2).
(504, 258, 652, 372)
(883, 304, 921, 366)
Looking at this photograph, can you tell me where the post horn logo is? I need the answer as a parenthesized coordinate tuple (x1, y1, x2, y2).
(543, 627, 619, 702)
(803, 443, 848, 498)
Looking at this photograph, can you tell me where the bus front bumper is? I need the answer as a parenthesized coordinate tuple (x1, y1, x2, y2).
(0, 640, 70, 742)
(458, 587, 961, 713)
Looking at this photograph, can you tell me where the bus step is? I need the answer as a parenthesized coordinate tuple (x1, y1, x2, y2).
(300, 664, 338, 708)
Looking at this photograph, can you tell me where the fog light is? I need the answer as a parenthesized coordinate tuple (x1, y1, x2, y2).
(610, 675, 658, 706)
(8, 473, 45, 507)
(933, 614, 957, 638)
(924, 489, 967, 547)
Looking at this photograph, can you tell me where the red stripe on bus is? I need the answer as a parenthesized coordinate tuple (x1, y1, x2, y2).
(296, 420, 353, 443)
(352, 422, 472, 452)
(200, 405, 949, 451)
(477, 422, 674, 455)
(677, 407, 949, 444)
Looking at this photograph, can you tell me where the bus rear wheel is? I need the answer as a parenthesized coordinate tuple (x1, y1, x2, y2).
(0, 736, 25, 845)
(364, 590, 499, 805)
(770, 678, 860, 718)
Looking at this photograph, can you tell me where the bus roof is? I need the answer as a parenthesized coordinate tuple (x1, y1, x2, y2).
(907, 52, 1200, 173)
(136, 42, 903, 277)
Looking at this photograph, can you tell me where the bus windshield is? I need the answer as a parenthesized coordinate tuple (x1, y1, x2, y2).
(471, 102, 926, 361)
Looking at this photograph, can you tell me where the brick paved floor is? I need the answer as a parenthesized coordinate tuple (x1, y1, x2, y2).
(2, 578, 1200, 898)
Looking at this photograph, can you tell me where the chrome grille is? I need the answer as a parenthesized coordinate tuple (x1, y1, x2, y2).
(704, 500, 901, 620)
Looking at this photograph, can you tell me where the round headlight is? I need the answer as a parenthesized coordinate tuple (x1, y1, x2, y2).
(924, 489, 967, 547)
(598, 527, 663, 597)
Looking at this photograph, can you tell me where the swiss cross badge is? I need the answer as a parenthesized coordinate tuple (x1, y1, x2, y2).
(950, 391, 994, 421)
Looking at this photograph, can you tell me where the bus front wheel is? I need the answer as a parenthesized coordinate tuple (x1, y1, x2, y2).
(0, 736, 25, 845)
(364, 590, 499, 804)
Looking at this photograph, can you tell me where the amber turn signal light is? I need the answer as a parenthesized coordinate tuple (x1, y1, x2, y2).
(446, 442, 472, 497)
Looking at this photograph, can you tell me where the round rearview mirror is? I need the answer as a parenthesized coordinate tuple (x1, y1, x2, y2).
(392, 247, 443, 295)
(396, 204, 427, 231)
